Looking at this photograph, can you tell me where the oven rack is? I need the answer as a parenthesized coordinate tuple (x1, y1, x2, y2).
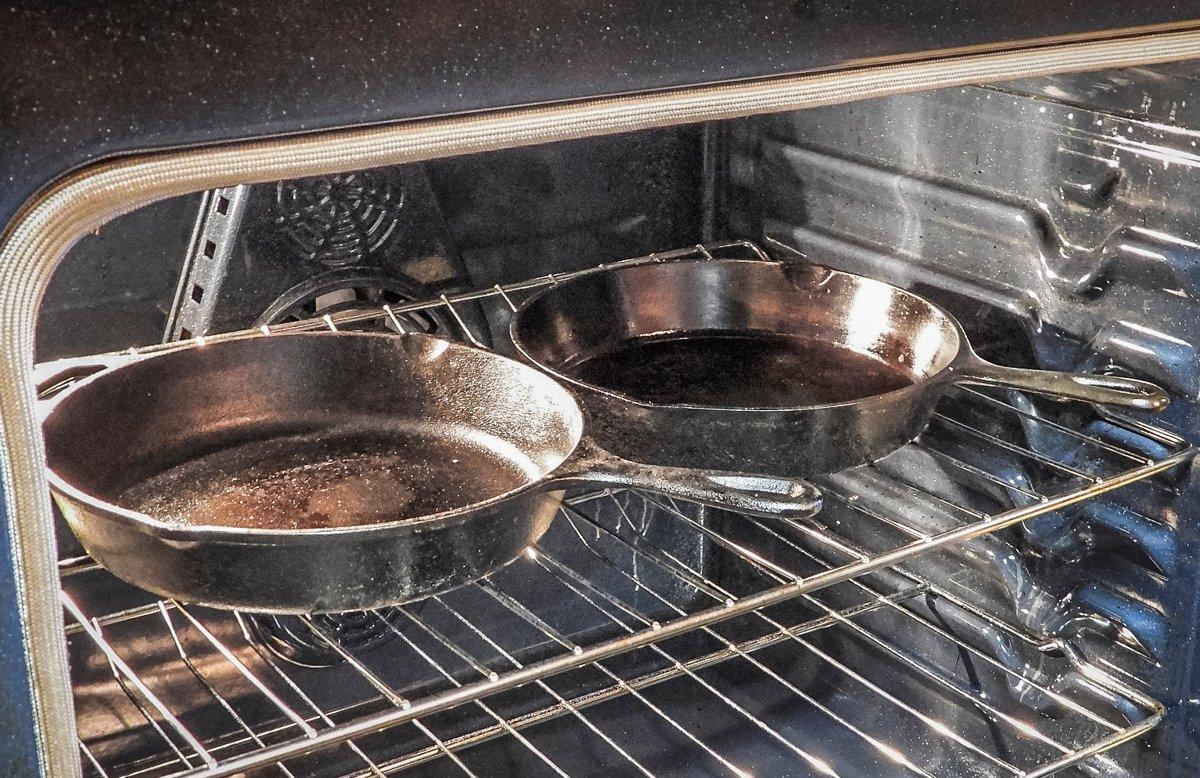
(53, 240, 1195, 776)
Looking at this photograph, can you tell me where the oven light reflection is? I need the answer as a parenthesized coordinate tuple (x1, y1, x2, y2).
(910, 324, 945, 374)
(877, 742, 908, 764)
(1013, 719, 1040, 738)
(928, 720, 953, 738)
(844, 283, 895, 355)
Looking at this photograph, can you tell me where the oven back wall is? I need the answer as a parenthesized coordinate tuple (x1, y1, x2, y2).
(425, 127, 706, 286)
(35, 127, 705, 361)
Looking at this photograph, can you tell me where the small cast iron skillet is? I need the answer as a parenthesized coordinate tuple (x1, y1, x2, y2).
(511, 258, 1168, 478)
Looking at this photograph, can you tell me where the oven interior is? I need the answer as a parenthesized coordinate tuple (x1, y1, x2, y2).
(40, 62, 1200, 777)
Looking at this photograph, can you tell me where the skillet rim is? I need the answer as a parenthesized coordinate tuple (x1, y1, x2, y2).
(42, 330, 584, 543)
(510, 256, 968, 414)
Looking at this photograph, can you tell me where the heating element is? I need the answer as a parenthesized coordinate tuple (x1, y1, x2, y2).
(53, 242, 1193, 777)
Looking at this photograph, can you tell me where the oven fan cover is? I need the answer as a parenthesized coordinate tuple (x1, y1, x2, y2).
(274, 171, 404, 267)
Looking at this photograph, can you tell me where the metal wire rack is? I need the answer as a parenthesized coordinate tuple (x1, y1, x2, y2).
(54, 241, 1195, 777)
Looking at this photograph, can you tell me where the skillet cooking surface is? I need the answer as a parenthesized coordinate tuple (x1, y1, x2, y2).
(566, 330, 917, 407)
(117, 424, 542, 531)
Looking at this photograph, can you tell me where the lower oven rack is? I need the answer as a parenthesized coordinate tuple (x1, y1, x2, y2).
(55, 241, 1194, 777)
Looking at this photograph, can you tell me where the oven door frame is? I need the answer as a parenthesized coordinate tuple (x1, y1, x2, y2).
(7, 28, 1200, 776)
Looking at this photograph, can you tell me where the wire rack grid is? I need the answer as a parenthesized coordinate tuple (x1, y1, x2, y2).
(52, 240, 1195, 777)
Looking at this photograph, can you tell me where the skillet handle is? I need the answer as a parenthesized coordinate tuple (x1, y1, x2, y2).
(548, 438, 822, 520)
(951, 358, 1168, 412)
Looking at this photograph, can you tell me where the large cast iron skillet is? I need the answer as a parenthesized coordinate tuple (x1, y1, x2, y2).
(511, 258, 1168, 477)
(41, 332, 819, 613)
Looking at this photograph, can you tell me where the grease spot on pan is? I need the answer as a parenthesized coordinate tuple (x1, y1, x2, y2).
(118, 427, 539, 530)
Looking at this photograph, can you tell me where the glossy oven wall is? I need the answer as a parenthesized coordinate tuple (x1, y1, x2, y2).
(739, 67, 1200, 774)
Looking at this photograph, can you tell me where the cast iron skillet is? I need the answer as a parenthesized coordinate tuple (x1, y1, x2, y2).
(41, 332, 820, 613)
(511, 258, 1169, 478)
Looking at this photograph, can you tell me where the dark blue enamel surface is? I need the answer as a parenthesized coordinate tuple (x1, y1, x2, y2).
(2, 1, 1200, 230)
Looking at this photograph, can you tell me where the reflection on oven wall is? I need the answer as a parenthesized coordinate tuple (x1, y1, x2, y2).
(731, 68, 1200, 774)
